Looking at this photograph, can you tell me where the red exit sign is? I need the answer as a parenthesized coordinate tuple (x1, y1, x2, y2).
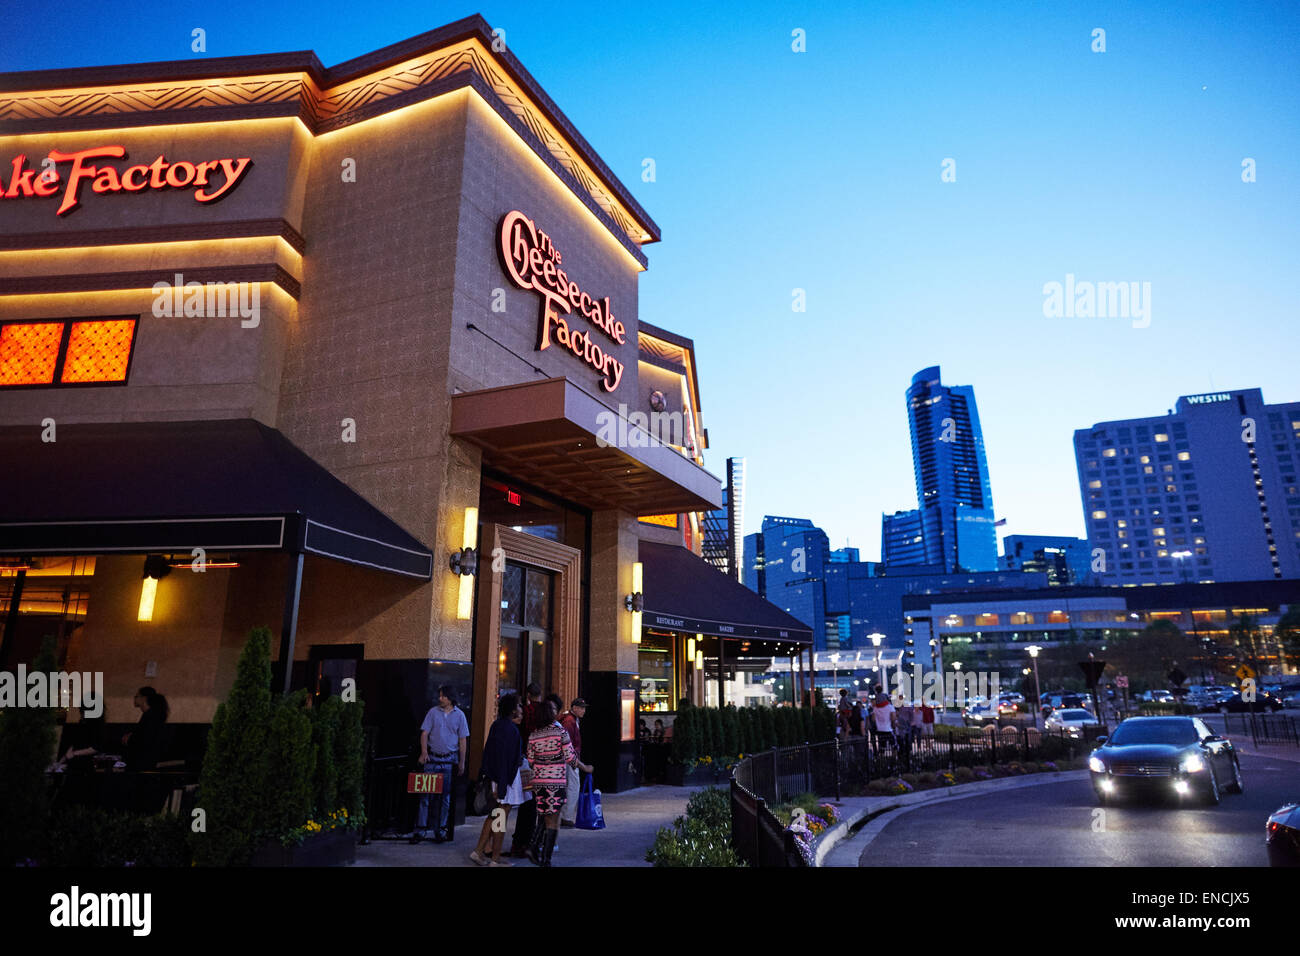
(407, 772, 446, 794)
(505, 489, 522, 506)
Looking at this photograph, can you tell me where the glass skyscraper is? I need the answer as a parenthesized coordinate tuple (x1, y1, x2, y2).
(906, 366, 998, 572)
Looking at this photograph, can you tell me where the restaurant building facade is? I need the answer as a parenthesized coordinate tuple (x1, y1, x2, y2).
(0, 16, 810, 796)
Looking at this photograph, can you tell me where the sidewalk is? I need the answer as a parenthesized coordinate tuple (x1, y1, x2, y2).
(351, 784, 711, 867)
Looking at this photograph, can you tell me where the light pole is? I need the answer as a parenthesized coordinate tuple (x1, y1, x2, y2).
(830, 652, 840, 700)
(869, 632, 884, 698)
(952, 660, 962, 712)
(1026, 645, 1042, 730)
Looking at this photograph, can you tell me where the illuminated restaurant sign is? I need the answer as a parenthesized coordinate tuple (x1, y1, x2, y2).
(2, 146, 253, 216)
(498, 210, 625, 392)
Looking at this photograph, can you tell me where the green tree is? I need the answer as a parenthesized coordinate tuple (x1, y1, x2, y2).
(310, 696, 340, 819)
(721, 704, 740, 758)
(334, 698, 366, 824)
(1229, 615, 1264, 674)
(757, 706, 776, 751)
(0, 636, 58, 864)
(194, 628, 273, 866)
(264, 690, 315, 837)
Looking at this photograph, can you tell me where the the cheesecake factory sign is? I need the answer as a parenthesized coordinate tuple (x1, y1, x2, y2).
(498, 210, 625, 392)
(1, 146, 252, 216)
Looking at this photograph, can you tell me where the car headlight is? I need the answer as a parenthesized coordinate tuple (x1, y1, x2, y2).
(1088, 756, 1106, 773)
(1181, 754, 1205, 773)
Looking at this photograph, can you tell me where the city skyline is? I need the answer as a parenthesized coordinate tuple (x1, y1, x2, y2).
(4, 1, 1297, 558)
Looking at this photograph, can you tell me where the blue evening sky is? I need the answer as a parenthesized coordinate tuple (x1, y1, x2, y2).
(5, 1, 1297, 560)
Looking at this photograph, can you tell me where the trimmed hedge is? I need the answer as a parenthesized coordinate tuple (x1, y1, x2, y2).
(668, 704, 835, 765)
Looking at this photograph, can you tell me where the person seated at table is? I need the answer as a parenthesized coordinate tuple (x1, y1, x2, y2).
(653, 718, 666, 742)
(61, 707, 108, 765)
(638, 718, 649, 741)
(122, 686, 169, 771)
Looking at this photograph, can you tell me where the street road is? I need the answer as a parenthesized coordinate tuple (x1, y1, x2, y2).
(858, 754, 1296, 866)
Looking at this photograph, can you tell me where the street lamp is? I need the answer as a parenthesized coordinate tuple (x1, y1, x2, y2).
(830, 652, 840, 699)
(869, 632, 884, 696)
(1026, 645, 1043, 730)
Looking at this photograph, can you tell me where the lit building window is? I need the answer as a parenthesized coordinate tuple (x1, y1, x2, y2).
(1088, 480, 1102, 489)
(1177, 452, 1191, 461)
(1154, 433, 1169, 442)
(1102, 448, 1117, 457)
(0, 317, 137, 388)
(0, 322, 63, 386)
(975, 613, 999, 626)
(1092, 510, 1107, 519)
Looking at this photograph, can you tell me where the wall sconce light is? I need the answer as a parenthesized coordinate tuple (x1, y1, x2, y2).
(453, 507, 479, 621)
(138, 554, 171, 622)
(687, 634, 698, 662)
(626, 561, 643, 643)
(695, 648, 704, 669)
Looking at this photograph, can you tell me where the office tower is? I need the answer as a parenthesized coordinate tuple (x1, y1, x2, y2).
(906, 366, 998, 572)
(1075, 388, 1300, 585)
(1000, 534, 1092, 586)
(881, 509, 926, 567)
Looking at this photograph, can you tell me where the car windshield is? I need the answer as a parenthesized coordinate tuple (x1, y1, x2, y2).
(1060, 710, 1091, 720)
(1108, 720, 1198, 746)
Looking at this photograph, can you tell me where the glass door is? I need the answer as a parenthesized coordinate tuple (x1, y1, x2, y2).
(499, 561, 554, 698)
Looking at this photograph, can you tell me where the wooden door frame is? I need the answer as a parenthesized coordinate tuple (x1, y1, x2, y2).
(469, 524, 582, 774)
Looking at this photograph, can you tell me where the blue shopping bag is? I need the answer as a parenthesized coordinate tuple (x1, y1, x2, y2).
(575, 777, 605, 830)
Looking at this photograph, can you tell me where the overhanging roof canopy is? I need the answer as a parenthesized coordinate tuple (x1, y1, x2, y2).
(639, 540, 813, 647)
(0, 419, 433, 579)
(451, 378, 722, 516)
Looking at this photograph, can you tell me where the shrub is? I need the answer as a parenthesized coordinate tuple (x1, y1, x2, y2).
(758, 706, 776, 752)
(334, 698, 366, 825)
(646, 816, 744, 867)
(0, 636, 58, 865)
(706, 707, 724, 760)
(265, 690, 315, 842)
(671, 708, 696, 765)
(310, 696, 340, 819)
(918, 771, 937, 787)
(43, 805, 190, 867)
(953, 765, 975, 782)
(685, 787, 731, 830)
(195, 627, 273, 866)
(721, 705, 740, 758)
(737, 707, 753, 755)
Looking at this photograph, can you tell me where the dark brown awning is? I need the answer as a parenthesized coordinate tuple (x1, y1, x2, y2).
(451, 377, 722, 515)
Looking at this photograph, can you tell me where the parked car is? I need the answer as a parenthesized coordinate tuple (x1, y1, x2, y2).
(962, 703, 999, 726)
(1215, 692, 1285, 714)
(1044, 708, 1102, 738)
(1088, 716, 1242, 806)
(1282, 693, 1300, 710)
(1140, 689, 1174, 703)
(1266, 803, 1300, 866)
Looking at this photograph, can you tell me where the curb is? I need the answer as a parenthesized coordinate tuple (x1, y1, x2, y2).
(814, 770, 1090, 866)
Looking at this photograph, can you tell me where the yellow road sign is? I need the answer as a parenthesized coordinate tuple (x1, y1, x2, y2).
(1235, 664, 1256, 681)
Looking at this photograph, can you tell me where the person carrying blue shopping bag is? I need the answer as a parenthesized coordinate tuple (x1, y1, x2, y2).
(575, 776, 605, 830)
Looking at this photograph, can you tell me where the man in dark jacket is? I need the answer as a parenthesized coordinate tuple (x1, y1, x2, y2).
(559, 698, 587, 827)
(471, 694, 523, 866)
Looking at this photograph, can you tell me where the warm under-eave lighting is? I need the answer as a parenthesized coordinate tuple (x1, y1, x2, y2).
(137, 576, 157, 622)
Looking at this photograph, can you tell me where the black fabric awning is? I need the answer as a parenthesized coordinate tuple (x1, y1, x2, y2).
(0, 419, 433, 579)
(638, 539, 813, 646)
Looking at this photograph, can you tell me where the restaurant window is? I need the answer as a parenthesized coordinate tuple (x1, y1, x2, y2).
(0, 317, 137, 387)
(638, 633, 675, 713)
(974, 613, 999, 627)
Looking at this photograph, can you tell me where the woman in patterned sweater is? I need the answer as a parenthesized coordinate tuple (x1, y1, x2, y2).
(525, 700, 593, 866)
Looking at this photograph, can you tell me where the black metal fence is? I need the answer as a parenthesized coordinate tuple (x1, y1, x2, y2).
(1213, 712, 1300, 748)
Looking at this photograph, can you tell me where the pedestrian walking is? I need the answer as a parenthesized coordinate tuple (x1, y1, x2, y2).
(837, 688, 852, 737)
(910, 699, 924, 742)
(871, 685, 896, 755)
(848, 698, 864, 737)
(525, 700, 593, 867)
(559, 697, 587, 828)
(509, 682, 543, 857)
(921, 701, 936, 737)
(471, 693, 528, 866)
(411, 684, 469, 844)
(896, 695, 915, 770)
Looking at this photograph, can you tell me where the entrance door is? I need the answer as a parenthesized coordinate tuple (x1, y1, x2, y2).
(498, 561, 554, 698)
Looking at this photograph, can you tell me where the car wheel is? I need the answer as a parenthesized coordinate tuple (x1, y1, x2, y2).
(1226, 757, 1244, 794)
(1202, 767, 1220, 806)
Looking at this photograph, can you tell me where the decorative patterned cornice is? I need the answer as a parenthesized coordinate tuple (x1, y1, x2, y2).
(0, 17, 658, 259)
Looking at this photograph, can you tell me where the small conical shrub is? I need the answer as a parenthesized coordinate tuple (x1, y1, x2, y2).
(0, 636, 58, 864)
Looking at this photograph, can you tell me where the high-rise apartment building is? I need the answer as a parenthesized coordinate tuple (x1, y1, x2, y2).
(881, 508, 926, 567)
(906, 366, 998, 572)
(1074, 388, 1300, 585)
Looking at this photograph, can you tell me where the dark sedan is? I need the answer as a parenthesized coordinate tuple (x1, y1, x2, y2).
(1267, 804, 1300, 866)
(1214, 692, 1285, 714)
(1088, 716, 1242, 806)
